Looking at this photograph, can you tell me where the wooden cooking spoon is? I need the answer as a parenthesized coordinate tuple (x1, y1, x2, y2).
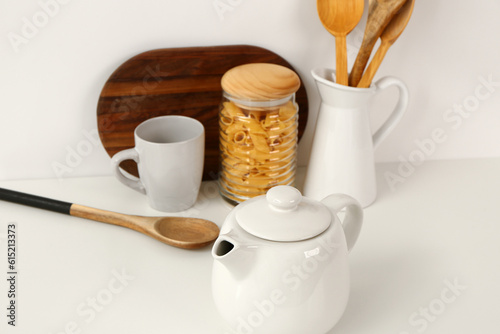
(349, 0, 407, 87)
(357, 0, 415, 88)
(0, 187, 220, 250)
(317, 0, 364, 86)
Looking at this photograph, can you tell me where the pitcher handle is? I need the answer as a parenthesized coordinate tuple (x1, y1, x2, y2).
(321, 194, 363, 253)
(372, 77, 409, 149)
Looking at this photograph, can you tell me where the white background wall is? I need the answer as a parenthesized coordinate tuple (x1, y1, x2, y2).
(1, 0, 499, 181)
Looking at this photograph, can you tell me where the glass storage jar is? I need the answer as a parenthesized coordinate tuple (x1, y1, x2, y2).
(218, 63, 301, 204)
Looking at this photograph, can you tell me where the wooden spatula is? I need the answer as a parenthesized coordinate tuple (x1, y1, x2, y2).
(348, 0, 407, 87)
(357, 0, 415, 88)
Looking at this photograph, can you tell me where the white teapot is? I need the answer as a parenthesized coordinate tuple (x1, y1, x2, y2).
(211, 186, 363, 334)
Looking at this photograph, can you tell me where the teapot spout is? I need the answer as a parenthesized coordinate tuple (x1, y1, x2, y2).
(213, 237, 237, 258)
(212, 236, 255, 280)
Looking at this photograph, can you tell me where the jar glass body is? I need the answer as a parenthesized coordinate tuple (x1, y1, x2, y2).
(218, 92, 298, 204)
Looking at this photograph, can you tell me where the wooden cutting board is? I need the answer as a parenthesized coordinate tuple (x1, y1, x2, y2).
(97, 45, 309, 181)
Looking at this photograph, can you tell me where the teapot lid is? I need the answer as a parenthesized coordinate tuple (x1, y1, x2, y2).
(235, 186, 332, 242)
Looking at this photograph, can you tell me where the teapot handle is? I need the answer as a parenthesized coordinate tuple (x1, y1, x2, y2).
(321, 194, 363, 252)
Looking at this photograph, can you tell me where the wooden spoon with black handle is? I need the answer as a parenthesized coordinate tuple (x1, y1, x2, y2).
(0, 187, 219, 249)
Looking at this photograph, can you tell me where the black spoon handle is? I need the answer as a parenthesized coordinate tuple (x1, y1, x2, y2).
(0, 187, 144, 230)
(0, 187, 73, 215)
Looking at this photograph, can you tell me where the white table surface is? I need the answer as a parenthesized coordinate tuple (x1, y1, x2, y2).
(1, 158, 499, 334)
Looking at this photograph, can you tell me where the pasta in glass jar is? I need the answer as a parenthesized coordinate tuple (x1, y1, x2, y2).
(218, 63, 300, 204)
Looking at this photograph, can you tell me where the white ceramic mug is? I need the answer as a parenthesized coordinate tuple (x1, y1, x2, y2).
(111, 116, 205, 212)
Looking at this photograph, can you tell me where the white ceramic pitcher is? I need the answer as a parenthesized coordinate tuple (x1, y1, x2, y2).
(304, 68, 409, 207)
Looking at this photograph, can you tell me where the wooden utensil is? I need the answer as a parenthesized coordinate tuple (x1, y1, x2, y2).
(357, 0, 414, 88)
(316, 0, 364, 86)
(97, 45, 309, 181)
(348, 0, 407, 87)
(0, 187, 220, 249)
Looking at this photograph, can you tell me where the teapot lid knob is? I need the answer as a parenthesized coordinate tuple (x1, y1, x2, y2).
(266, 186, 302, 211)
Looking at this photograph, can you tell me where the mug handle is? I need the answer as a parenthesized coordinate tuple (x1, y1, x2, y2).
(321, 194, 363, 253)
(372, 77, 409, 149)
(111, 149, 146, 194)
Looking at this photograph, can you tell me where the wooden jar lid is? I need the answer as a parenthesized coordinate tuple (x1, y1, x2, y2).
(221, 63, 301, 101)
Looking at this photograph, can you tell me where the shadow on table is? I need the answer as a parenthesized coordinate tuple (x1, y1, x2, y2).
(327, 247, 432, 333)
